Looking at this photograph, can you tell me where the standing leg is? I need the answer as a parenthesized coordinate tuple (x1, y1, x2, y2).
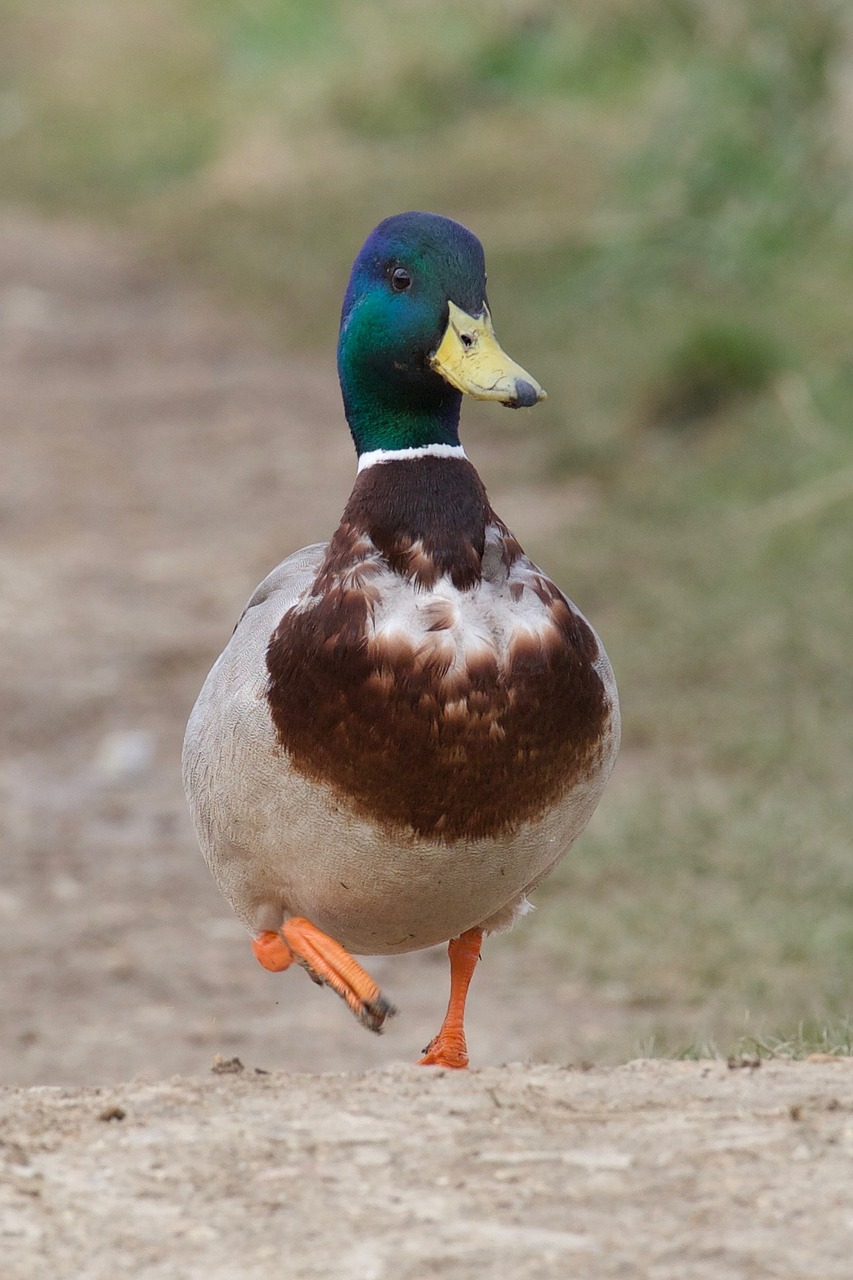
(418, 928, 483, 1069)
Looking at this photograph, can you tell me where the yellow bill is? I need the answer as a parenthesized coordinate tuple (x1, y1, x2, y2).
(429, 301, 546, 409)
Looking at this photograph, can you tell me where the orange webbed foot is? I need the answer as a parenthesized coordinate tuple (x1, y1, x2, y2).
(418, 927, 482, 1070)
(419, 1032, 470, 1070)
(281, 917, 396, 1033)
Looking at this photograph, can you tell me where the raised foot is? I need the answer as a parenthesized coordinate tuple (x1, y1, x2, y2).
(282, 917, 396, 1033)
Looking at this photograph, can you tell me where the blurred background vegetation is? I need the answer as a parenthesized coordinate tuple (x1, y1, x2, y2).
(2, 0, 851, 1057)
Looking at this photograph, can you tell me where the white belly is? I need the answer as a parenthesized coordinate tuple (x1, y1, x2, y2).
(202, 758, 610, 954)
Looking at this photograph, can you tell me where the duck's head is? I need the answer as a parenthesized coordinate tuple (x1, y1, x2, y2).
(337, 212, 546, 458)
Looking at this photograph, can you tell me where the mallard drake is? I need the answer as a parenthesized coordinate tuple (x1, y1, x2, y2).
(183, 212, 619, 1068)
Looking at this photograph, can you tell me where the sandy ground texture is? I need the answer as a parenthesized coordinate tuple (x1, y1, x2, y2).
(2, 1058, 853, 1280)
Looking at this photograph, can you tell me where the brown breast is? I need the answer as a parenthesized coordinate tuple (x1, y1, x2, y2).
(265, 459, 611, 843)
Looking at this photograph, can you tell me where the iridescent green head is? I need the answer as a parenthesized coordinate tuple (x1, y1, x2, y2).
(337, 212, 545, 458)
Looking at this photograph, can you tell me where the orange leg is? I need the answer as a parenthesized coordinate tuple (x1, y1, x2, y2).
(419, 927, 483, 1069)
(254, 917, 395, 1034)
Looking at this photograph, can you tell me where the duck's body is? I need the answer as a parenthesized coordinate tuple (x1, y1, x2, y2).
(183, 213, 619, 1065)
(185, 456, 618, 957)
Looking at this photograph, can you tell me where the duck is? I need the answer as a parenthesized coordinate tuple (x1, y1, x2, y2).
(182, 211, 620, 1069)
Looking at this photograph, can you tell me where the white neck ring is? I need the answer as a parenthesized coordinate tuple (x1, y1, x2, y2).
(357, 443, 468, 473)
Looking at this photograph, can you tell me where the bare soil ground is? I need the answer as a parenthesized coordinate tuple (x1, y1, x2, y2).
(3, 1059, 853, 1279)
(3, 215, 853, 1277)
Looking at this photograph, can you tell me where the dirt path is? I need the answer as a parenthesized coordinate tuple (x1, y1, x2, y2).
(3, 1058, 852, 1279)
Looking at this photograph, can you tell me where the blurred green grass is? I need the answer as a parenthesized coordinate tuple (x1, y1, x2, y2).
(3, 0, 851, 1057)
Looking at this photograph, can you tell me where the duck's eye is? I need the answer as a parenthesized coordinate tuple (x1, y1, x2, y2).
(391, 267, 412, 292)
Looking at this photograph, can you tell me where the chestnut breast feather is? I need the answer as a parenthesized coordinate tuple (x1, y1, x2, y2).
(266, 518, 612, 843)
